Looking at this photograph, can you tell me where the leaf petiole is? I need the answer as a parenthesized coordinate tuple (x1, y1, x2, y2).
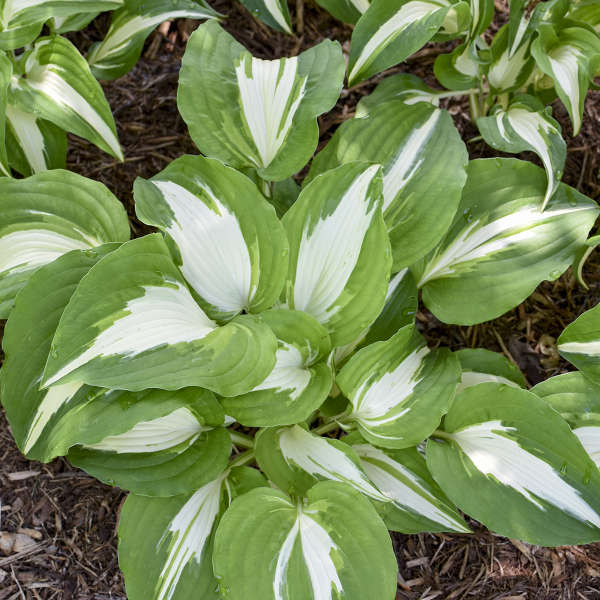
(230, 430, 255, 449)
(229, 449, 255, 468)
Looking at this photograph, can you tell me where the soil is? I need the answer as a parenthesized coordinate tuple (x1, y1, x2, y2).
(2, 0, 600, 598)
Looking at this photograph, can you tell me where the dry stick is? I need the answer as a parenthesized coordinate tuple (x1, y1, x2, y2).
(490, 326, 520, 371)
(296, 0, 304, 34)
(0, 541, 48, 568)
(11, 566, 25, 600)
(577, 149, 589, 192)
(458, 563, 486, 600)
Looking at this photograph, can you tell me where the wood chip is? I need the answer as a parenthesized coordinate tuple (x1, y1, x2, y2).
(510, 538, 533, 561)
(0, 540, 47, 567)
(16, 528, 42, 541)
(7, 471, 40, 481)
(406, 556, 430, 568)
(0, 533, 37, 556)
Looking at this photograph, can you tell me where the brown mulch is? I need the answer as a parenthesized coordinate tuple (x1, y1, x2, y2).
(2, 0, 600, 598)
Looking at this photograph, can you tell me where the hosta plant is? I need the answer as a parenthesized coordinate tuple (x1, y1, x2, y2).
(0, 0, 218, 175)
(248, 0, 600, 213)
(3, 20, 600, 600)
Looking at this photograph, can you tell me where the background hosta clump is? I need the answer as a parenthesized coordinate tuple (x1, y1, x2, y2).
(2, 5, 600, 600)
(248, 0, 600, 219)
(0, 0, 219, 176)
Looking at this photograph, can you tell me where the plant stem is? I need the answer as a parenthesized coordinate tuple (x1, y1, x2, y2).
(230, 430, 254, 448)
(312, 420, 340, 436)
(229, 449, 255, 468)
(435, 88, 480, 99)
(432, 429, 454, 441)
(469, 91, 482, 120)
(467, 135, 483, 143)
(496, 92, 509, 110)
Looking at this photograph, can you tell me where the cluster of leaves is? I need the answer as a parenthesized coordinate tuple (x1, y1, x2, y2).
(0, 0, 218, 175)
(1, 5, 600, 600)
(251, 0, 600, 213)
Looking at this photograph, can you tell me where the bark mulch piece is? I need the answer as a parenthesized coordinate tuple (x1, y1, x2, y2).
(2, 1, 600, 598)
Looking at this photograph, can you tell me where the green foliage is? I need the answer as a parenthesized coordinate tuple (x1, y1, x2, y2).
(2, 7, 600, 600)
(246, 0, 600, 211)
(0, 0, 218, 176)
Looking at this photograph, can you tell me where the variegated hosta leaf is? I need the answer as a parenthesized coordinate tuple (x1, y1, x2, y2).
(307, 101, 467, 270)
(268, 176, 299, 218)
(213, 482, 397, 600)
(3, 0, 120, 30)
(557, 302, 600, 383)
(119, 466, 266, 600)
(134, 155, 288, 321)
(178, 21, 345, 181)
(531, 25, 600, 135)
(0, 52, 12, 175)
(434, 42, 480, 90)
(221, 309, 333, 427)
(432, 0, 470, 40)
(0, 0, 118, 50)
(314, 0, 370, 24)
(0, 244, 118, 459)
(50, 11, 101, 34)
(347, 0, 454, 87)
(507, 0, 569, 59)
(255, 424, 390, 500)
(361, 268, 418, 343)
(569, 0, 600, 32)
(238, 0, 291, 33)
(87, 0, 219, 81)
(572, 233, 600, 290)
(9, 36, 123, 160)
(35, 385, 230, 475)
(355, 73, 441, 117)
(467, 0, 494, 38)
(68, 408, 231, 497)
(486, 25, 534, 93)
(507, 0, 530, 57)
(283, 162, 391, 347)
(455, 348, 526, 393)
(5, 104, 66, 175)
(0, 19, 40, 50)
(337, 325, 460, 448)
(2, 239, 230, 496)
(0, 169, 129, 318)
(427, 383, 600, 545)
(334, 268, 418, 366)
(533, 372, 600, 467)
(348, 437, 470, 533)
(416, 158, 598, 325)
(41, 234, 278, 396)
(476, 96, 566, 210)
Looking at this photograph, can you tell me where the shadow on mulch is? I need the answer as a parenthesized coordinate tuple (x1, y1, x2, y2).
(2, 1, 600, 598)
